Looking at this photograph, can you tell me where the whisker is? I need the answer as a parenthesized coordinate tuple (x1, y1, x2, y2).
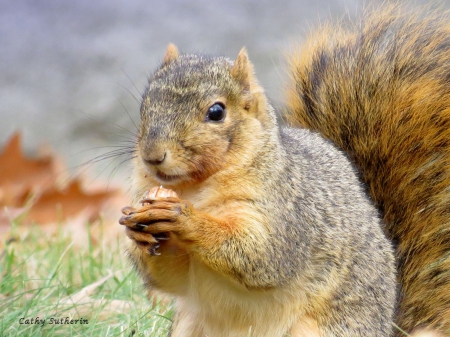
(107, 155, 138, 185)
(71, 144, 136, 157)
(120, 67, 144, 100)
(86, 153, 136, 188)
(81, 149, 135, 165)
(114, 80, 142, 105)
(117, 96, 139, 133)
(66, 144, 135, 184)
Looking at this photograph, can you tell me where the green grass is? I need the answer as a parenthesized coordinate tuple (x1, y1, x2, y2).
(0, 221, 173, 337)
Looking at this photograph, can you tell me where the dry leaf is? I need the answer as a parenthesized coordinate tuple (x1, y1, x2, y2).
(0, 132, 122, 232)
(0, 132, 60, 207)
(20, 180, 117, 225)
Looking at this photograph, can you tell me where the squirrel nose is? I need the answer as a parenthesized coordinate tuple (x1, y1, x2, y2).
(143, 151, 166, 166)
(141, 144, 167, 166)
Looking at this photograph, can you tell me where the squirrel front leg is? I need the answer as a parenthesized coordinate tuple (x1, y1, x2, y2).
(120, 196, 277, 289)
(121, 197, 191, 295)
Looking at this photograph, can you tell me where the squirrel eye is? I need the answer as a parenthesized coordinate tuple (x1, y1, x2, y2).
(205, 103, 226, 122)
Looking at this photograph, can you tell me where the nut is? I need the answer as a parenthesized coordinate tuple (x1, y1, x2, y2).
(141, 186, 178, 205)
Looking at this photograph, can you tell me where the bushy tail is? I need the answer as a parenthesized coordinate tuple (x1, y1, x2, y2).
(284, 6, 450, 336)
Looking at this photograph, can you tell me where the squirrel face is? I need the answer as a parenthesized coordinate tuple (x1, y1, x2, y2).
(136, 44, 274, 188)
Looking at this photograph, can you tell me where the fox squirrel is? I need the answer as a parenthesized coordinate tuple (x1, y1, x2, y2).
(119, 7, 449, 337)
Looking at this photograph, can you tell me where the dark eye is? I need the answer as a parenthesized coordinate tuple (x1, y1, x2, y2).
(205, 103, 226, 122)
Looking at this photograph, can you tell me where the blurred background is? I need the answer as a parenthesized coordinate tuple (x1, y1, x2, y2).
(1, 0, 446, 182)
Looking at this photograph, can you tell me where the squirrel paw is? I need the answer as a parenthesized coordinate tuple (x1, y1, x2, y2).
(124, 226, 165, 255)
(119, 198, 193, 254)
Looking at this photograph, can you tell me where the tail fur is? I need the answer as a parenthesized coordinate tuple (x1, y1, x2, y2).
(285, 6, 450, 336)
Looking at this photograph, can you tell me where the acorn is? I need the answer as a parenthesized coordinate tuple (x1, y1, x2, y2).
(141, 186, 178, 205)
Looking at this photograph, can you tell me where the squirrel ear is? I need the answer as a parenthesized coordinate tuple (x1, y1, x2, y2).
(162, 43, 179, 66)
(231, 47, 254, 91)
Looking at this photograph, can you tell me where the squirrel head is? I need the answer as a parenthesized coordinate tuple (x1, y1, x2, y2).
(135, 44, 276, 188)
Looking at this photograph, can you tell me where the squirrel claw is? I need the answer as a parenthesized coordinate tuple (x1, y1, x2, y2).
(121, 206, 135, 215)
(119, 215, 138, 226)
(140, 197, 156, 205)
(148, 243, 161, 256)
(135, 223, 148, 230)
(153, 233, 170, 241)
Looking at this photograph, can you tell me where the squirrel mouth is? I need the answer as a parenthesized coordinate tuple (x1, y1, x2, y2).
(155, 170, 183, 182)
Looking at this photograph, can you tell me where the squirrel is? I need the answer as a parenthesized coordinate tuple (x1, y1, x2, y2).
(118, 6, 449, 337)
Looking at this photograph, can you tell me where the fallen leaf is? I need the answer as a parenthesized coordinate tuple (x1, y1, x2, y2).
(0, 132, 60, 207)
(0, 132, 124, 237)
(20, 180, 117, 225)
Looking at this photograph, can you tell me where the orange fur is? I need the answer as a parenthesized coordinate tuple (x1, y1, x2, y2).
(123, 26, 397, 334)
(285, 7, 450, 335)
